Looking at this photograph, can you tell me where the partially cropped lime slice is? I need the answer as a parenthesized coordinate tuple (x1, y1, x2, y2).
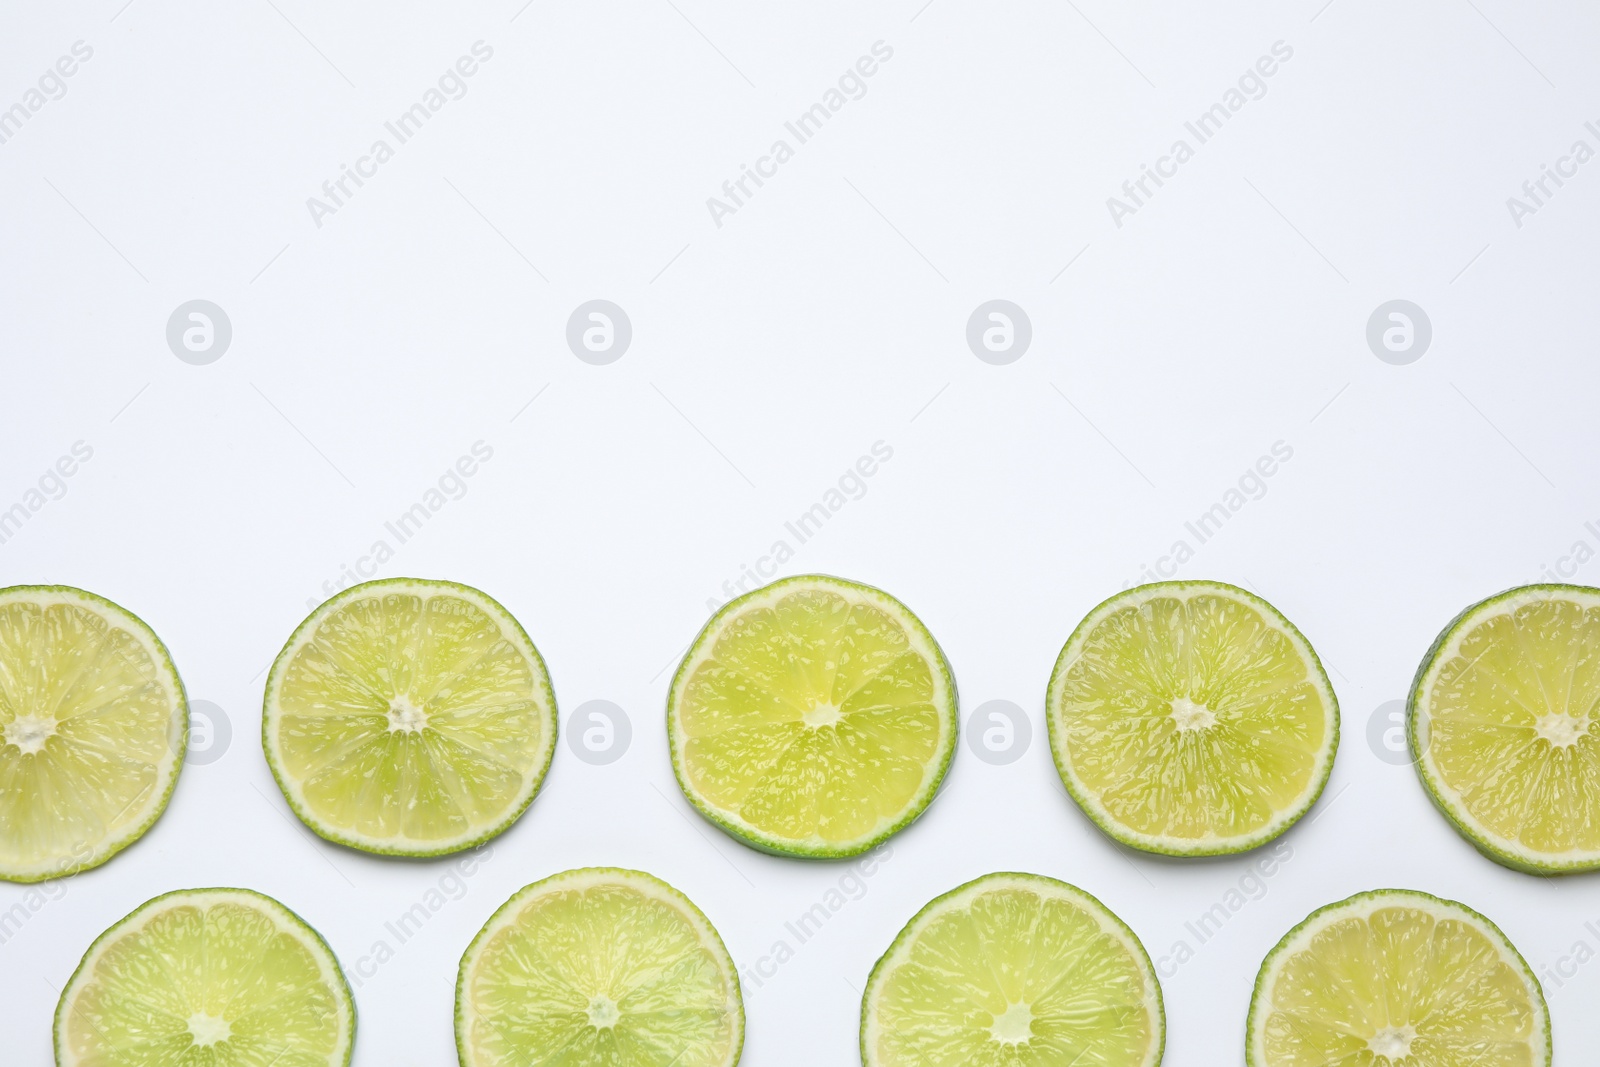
(1247, 889, 1549, 1067)
(0, 585, 186, 882)
(1411, 584, 1600, 873)
(55, 887, 355, 1067)
(456, 867, 743, 1067)
(668, 574, 957, 858)
(862, 872, 1163, 1067)
(1046, 581, 1338, 856)
(263, 578, 557, 856)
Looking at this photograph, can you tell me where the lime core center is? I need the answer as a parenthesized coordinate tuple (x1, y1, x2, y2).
(387, 697, 428, 733)
(1367, 1024, 1415, 1059)
(3, 714, 56, 754)
(1535, 713, 1586, 747)
(989, 1002, 1034, 1045)
(586, 995, 620, 1029)
(1170, 697, 1216, 732)
(803, 702, 842, 729)
(187, 1012, 232, 1047)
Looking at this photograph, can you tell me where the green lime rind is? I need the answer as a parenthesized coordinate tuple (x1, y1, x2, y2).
(666, 573, 959, 860)
(261, 577, 558, 858)
(860, 871, 1165, 1067)
(0, 584, 188, 884)
(54, 886, 356, 1067)
(1245, 887, 1549, 1067)
(1046, 580, 1340, 858)
(1408, 583, 1600, 875)
(455, 866, 744, 1067)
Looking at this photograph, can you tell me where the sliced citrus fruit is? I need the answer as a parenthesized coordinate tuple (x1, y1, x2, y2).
(1046, 580, 1338, 856)
(1247, 888, 1549, 1067)
(262, 578, 556, 856)
(862, 871, 1163, 1067)
(0, 585, 186, 882)
(668, 574, 957, 858)
(456, 867, 742, 1067)
(1411, 584, 1600, 873)
(55, 887, 355, 1067)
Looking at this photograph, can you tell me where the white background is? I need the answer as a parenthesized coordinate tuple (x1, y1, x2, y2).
(4, 1, 1600, 1063)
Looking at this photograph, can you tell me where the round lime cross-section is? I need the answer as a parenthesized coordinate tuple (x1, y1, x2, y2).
(263, 578, 557, 856)
(863, 872, 1164, 1067)
(0, 585, 186, 882)
(1047, 581, 1338, 856)
(1411, 584, 1600, 873)
(456, 868, 742, 1067)
(668, 574, 957, 858)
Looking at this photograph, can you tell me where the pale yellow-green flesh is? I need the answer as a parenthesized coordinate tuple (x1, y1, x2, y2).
(0, 601, 174, 875)
(870, 886, 1157, 1067)
(678, 588, 943, 845)
(272, 592, 547, 846)
(463, 883, 738, 1067)
(62, 899, 346, 1067)
(1425, 597, 1600, 855)
(1056, 594, 1328, 841)
(1260, 906, 1538, 1066)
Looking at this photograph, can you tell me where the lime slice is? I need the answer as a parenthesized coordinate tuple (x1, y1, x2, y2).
(1247, 889, 1549, 1067)
(667, 574, 957, 858)
(1411, 584, 1600, 873)
(0, 585, 186, 882)
(862, 872, 1163, 1067)
(55, 887, 355, 1067)
(1046, 581, 1339, 856)
(456, 867, 743, 1067)
(262, 578, 557, 856)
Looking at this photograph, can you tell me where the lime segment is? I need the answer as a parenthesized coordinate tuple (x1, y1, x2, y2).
(0, 586, 186, 882)
(862, 872, 1163, 1067)
(1411, 584, 1600, 873)
(55, 888, 355, 1067)
(263, 578, 557, 856)
(1247, 889, 1548, 1066)
(668, 575, 957, 858)
(1047, 581, 1338, 856)
(456, 868, 742, 1067)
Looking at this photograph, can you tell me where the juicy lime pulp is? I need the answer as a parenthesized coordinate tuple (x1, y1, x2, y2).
(668, 574, 957, 858)
(1247, 889, 1548, 1067)
(55, 887, 355, 1067)
(0, 585, 186, 883)
(262, 578, 557, 856)
(1046, 581, 1338, 856)
(1411, 584, 1600, 873)
(862, 872, 1163, 1067)
(456, 867, 743, 1067)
